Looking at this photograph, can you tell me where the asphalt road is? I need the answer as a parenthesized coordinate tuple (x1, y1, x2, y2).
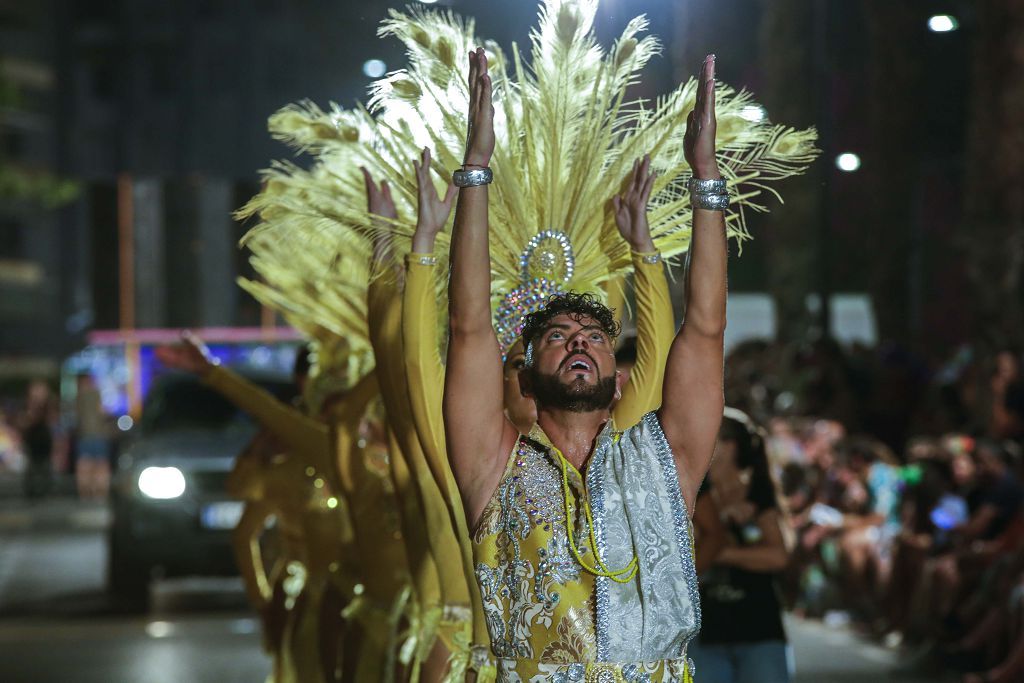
(0, 489, 942, 683)
(0, 492, 269, 683)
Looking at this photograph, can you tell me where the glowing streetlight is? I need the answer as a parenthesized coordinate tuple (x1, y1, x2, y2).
(928, 15, 958, 33)
(363, 59, 387, 78)
(835, 153, 861, 172)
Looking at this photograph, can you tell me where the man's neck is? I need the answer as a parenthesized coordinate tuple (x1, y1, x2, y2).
(535, 408, 611, 471)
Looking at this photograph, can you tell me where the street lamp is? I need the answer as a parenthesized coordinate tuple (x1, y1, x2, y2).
(835, 152, 861, 172)
(363, 59, 387, 78)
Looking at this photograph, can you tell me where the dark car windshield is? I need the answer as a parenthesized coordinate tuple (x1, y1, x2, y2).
(140, 373, 294, 436)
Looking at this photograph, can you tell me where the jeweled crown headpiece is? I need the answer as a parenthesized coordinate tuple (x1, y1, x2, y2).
(494, 230, 575, 356)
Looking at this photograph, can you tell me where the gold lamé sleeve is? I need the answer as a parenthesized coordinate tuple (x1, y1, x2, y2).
(365, 267, 407, 422)
(603, 274, 627, 326)
(401, 254, 449, 491)
(612, 251, 675, 428)
(204, 365, 330, 469)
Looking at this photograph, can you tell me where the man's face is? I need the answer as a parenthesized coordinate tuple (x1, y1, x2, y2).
(520, 313, 621, 413)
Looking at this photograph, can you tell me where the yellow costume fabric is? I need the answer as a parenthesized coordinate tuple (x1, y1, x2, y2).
(404, 255, 489, 677)
(206, 366, 333, 474)
(320, 373, 413, 682)
(210, 365, 405, 680)
(369, 264, 473, 672)
(472, 425, 695, 683)
(612, 252, 676, 429)
(207, 367, 355, 683)
(228, 433, 294, 683)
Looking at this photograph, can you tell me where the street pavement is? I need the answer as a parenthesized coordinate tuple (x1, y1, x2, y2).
(0, 483, 944, 683)
(0, 480, 270, 683)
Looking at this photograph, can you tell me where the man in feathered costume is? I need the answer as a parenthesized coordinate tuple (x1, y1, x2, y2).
(441, 30, 781, 683)
(217, 0, 816, 680)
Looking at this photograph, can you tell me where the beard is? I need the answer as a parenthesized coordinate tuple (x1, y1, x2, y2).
(528, 368, 617, 413)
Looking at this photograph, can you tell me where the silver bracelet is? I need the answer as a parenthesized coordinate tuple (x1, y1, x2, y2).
(639, 252, 662, 265)
(452, 167, 493, 187)
(687, 177, 727, 195)
(415, 255, 437, 266)
(691, 193, 730, 211)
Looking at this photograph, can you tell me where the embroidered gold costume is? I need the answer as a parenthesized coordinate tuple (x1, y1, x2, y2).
(474, 415, 701, 682)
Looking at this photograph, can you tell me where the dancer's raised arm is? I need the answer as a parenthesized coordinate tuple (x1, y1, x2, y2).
(611, 155, 676, 428)
(443, 48, 518, 526)
(658, 55, 728, 514)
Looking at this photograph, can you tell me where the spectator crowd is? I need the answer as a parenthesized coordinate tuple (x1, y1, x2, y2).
(2, 335, 1022, 681)
(719, 339, 1024, 683)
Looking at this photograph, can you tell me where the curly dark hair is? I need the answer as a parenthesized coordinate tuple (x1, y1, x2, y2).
(519, 291, 621, 353)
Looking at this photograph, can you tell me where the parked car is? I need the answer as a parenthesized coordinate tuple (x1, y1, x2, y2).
(107, 370, 293, 608)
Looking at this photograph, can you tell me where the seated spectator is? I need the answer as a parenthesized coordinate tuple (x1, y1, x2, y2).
(692, 408, 794, 683)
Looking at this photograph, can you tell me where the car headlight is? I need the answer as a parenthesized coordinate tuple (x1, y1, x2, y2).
(138, 466, 187, 499)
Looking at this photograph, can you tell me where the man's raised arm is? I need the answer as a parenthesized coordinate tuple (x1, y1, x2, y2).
(443, 48, 517, 526)
(658, 55, 728, 514)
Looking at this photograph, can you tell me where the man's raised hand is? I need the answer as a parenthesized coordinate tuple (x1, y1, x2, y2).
(612, 154, 657, 253)
(684, 55, 720, 180)
(464, 47, 495, 168)
(413, 147, 456, 253)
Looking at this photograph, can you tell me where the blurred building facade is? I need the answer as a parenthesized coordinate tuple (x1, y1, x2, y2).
(0, 0, 987, 369)
(0, 0, 71, 365)
(1, 0, 405, 365)
(59, 0, 396, 336)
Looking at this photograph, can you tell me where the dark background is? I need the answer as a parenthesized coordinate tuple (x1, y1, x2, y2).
(3, 0, 1014, 364)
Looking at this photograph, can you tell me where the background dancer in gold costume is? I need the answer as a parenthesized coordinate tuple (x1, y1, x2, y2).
(156, 337, 365, 682)
(362, 168, 472, 682)
(236, 236, 414, 682)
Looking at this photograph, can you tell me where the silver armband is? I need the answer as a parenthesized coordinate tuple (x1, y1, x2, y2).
(691, 193, 730, 211)
(452, 167, 493, 187)
(687, 176, 730, 211)
(687, 177, 727, 195)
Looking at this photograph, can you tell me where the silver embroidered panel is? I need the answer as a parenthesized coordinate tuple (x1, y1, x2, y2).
(592, 412, 701, 662)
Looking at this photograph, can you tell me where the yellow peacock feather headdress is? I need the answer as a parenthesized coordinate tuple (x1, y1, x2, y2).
(240, 0, 818, 360)
(235, 197, 375, 411)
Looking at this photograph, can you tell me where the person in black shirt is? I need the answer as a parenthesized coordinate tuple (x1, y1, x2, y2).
(691, 408, 793, 683)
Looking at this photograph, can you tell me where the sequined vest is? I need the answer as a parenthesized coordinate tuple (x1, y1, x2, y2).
(472, 413, 701, 683)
